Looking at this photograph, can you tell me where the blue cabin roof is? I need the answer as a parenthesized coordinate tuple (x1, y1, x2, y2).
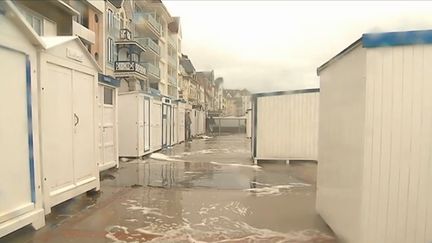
(317, 29, 432, 74)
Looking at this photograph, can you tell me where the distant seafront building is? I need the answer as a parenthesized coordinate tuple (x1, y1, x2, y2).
(224, 89, 251, 117)
(105, 0, 182, 97)
(14, 0, 225, 112)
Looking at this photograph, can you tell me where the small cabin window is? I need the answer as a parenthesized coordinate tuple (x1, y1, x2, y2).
(104, 87, 114, 105)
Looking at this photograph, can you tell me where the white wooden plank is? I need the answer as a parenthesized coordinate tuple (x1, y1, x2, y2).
(425, 47, 432, 243)
(375, 47, 393, 243)
(405, 45, 424, 243)
(414, 46, 432, 243)
(394, 46, 414, 243)
(367, 48, 383, 243)
(361, 49, 376, 242)
(384, 47, 403, 243)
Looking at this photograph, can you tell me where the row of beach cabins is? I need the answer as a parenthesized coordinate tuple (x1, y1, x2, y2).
(2, 0, 432, 240)
(250, 29, 432, 243)
(0, 2, 205, 238)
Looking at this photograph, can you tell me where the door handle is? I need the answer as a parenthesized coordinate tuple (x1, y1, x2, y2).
(74, 113, 80, 127)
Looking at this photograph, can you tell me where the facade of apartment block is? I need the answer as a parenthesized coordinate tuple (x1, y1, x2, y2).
(16, 0, 224, 112)
(224, 89, 251, 117)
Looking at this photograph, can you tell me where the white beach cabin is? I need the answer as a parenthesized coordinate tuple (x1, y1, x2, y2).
(316, 29, 432, 243)
(38, 36, 101, 214)
(251, 89, 319, 164)
(97, 74, 120, 171)
(0, 1, 45, 237)
(118, 91, 153, 157)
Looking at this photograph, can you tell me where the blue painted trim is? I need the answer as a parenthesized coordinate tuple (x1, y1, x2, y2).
(98, 73, 120, 87)
(252, 88, 320, 98)
(0, 44, 36, 203)
(25, 55, 36, 203)
(363, 29, 432, 48)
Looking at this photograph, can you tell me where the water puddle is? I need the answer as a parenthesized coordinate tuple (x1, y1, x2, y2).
(105, 217, 334, 243)
(210, 161, 262, 170)
(150, 153, 185, 162)
(245, 182, 311, 196)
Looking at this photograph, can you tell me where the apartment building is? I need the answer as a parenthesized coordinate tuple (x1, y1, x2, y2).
(224, 89, 251, 117)
(132, 0, 181, 98)
(179, 54, 195, 102)
(197, 70, 216, 111)
(16, 0, 104, 66)
(214, 77, 225, 115)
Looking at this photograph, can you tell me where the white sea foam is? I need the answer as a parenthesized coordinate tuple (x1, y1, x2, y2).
(245, 182, 311, 196)
(150, 153, 184, 162)
(122, 201, 174, 219)
(210, 161, 262, 170)
(125, 219, 138, 222)
(128, 217, 333, 243)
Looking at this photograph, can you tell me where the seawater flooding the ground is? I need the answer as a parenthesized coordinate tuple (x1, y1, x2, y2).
(2, 134, 335, 243)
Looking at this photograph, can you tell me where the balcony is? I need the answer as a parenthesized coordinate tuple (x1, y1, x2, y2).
(134, 12, 161, 36)
(168, 75, 177, 85)
(168, 35, 177, 47)
(119, 28, 132, 41)
(168, 55, 177, 66)
(143, 63, 160, 79)
(135, 38, 160, 55)
(114, 61, 147, 78)
(72, 20, 95, 44)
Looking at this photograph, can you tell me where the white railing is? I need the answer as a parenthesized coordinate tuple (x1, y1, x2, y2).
(168, 75, 177, 85)
(168, 55, 177, 66)
(135, 38, 160, 55)
(72, 21, 95, 44)
(168, 35, 177, 47)
(114, 61, 147, 76)
(134, 12, 161, 35)
(119, 29, 132, 40)
(142, 63, 160, 78)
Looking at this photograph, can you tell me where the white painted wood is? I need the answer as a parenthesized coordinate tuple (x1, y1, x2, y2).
(151, 100, 162, 152)
(0, 49, 34, 223)
(253, 91, 319, 162)
(144, 97, 150, 151)
(317, 41, 432, 243)
(97, 84, 118, 171)
(118, 92, 153, 157)
(0, 11, 45, 237)
(246, 107, 252, 138)
(316, 44, 366, 243)
(172, 104, 178, 145)
(177, 103, 186, 143)
(118, 93, 139, 157)
(39, 39, 99, 213)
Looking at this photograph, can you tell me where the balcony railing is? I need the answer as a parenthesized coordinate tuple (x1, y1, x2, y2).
(119, 28, 132, 40)
(168, 55, 177, 66)
(142, 63, 160, 78)
(135, 38, 160, 55)
(134, 12, 161, 35)
(73, 20, 95, 44)
(168, 35, 177, 47)
(168, 75, 177, 85)
(114, 61, 146, 76)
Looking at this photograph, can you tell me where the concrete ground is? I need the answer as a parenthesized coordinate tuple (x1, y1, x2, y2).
(2, 134, 335, 243)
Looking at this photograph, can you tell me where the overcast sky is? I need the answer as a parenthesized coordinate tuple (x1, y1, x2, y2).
(164, 1, 432, 93)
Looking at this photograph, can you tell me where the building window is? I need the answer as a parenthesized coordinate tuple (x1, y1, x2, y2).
(107, 38, 116, 64)
(70, 0, 89, 27)
(107, 9, 114, 29)
(104, 87, 114, 105)
(21, 8, 43, 35)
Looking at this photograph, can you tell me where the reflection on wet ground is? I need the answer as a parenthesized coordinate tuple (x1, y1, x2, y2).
(2, 134, 335, 243)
